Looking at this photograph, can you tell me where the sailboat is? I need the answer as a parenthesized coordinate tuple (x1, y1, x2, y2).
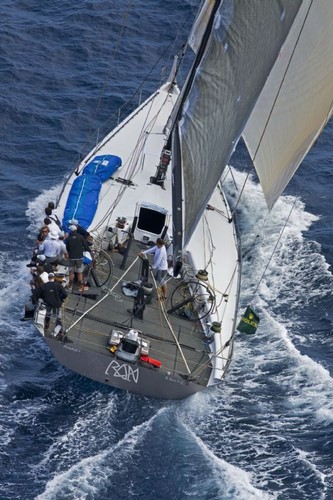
(30, 0, 333, 399)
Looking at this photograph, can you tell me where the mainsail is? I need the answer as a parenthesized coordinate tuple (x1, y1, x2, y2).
(172, 0, 302, 252)
(243, 0, 333, 210)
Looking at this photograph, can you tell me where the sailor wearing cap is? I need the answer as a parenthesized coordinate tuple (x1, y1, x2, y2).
(66, 225, 91, 291)
(37, 231, 62, 262)
(33, 273, 68, 334)
(68, 219, 90, 239)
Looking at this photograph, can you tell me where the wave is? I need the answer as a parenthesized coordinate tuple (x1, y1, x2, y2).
(180, 419, 275, 500)
(0, 160, 330, 500)
(35, 406, 167, 500)
(225, 168, 333, 312)
(165, 169, 333, 499)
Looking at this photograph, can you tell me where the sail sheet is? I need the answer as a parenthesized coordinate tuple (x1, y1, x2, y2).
(243, 0, 333, 210)
(177, 0, 301, 247)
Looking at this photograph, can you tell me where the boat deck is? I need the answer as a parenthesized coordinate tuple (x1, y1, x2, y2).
(55, 241, 213, 387)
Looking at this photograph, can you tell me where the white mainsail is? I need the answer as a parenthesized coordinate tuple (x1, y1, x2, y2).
(172, 0, 302, 249)
(243, 0, 333, 210)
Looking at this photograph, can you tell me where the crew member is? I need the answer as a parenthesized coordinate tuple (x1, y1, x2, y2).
(33, 272, 68, 333)
(139, 238, 168, 300)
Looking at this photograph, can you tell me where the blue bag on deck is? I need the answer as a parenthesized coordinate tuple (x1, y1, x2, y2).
(63, 174, 102, 231)
(82, 155, 121, 182)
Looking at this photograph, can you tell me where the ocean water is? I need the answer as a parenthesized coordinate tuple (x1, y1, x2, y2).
(0, 1, 332, 499)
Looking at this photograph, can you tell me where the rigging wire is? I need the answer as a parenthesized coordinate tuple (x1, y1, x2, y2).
(230, 170, 251, 216)
(90, 89, 174, 232)
(221, 164, 239, 193)
(249, 196, 297, 303)
(74, 8, 193, 176)
(99, 35, 188, 135)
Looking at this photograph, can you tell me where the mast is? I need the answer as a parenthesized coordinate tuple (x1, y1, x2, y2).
(170, 0, 221, 262)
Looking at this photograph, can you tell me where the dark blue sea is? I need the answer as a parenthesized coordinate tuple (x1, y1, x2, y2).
(1, 1, 332, 499)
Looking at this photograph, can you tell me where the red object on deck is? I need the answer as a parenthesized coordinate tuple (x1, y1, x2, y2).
(140, 355, 162, 368)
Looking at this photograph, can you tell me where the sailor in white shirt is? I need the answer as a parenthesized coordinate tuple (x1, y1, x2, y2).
(139, 238, 168, 300)
(44, 217, 62, 236)
(38, 231, 61, 261)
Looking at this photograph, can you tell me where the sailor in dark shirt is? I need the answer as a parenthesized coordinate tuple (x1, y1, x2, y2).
(45, 206, 61, 227)
(68, 218, 90, 239)
(66, 225, 91, 291)
(34, 273, 68, 332)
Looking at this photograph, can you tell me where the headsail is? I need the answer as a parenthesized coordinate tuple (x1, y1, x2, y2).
(243, 0, 333, 210)
(172, 0, 302, 253)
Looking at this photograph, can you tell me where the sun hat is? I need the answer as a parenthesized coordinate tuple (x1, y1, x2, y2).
(50, 231, 59, 239)
(69, 225, 77, 232)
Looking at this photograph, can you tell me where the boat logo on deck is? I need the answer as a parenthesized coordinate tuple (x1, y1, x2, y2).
(105, 360, 139, 384)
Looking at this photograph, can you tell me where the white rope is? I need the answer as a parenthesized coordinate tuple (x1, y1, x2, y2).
(150, 271, 191, 374)
(65, 257, 139, 334)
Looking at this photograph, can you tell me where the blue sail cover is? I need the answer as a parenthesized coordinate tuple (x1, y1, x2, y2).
(83, 155, 121, 182)
(62, 155, 122, 232)
(63, 174, 102, 231)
